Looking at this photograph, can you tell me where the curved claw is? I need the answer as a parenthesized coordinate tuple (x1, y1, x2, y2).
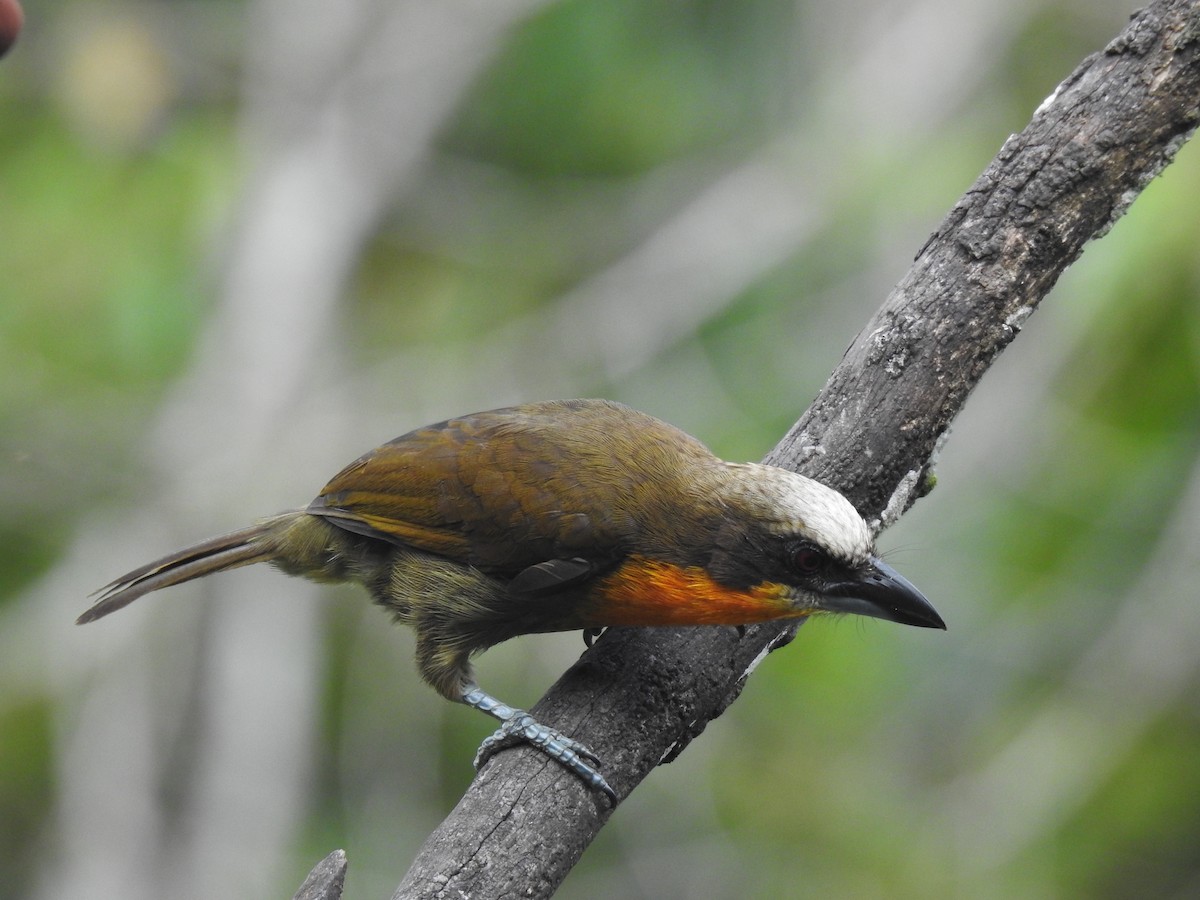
(462, 686, 617, 806)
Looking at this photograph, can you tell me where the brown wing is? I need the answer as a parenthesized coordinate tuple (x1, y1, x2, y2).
(306, 399, 718, 578)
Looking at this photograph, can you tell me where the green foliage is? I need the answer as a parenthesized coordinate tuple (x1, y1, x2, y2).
(0, 699, 52, 900)
(445, 0, 794, 174)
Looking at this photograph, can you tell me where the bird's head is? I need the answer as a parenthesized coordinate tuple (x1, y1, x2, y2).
(705, 463, 945, 630)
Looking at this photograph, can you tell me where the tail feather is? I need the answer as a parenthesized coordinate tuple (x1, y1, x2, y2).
(78, 523, 277, 625)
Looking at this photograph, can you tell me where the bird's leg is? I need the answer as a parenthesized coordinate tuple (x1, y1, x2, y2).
(460, 684, 617, 804)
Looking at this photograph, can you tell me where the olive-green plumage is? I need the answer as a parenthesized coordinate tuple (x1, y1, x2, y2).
(311, 399, 724, 570)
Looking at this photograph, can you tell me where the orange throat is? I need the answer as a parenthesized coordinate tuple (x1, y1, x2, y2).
(590, 556, 803, 627)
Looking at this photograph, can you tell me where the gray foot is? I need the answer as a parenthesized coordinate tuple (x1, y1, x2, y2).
(462, 685, 617, 805)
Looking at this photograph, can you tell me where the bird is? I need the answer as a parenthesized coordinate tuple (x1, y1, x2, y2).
(79, 399, 944, 803)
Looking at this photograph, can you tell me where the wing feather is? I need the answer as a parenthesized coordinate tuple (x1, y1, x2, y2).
(306, 399, 719, 579)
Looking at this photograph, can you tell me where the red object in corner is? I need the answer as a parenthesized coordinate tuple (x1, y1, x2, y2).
(0, 0, 23, 60)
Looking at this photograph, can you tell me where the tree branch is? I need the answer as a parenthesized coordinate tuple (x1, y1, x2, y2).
(293, 850, 348, 900)
(376, 2, 1200, 897)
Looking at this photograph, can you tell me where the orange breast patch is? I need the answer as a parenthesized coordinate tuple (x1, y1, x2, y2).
(591, 556, 801, 626)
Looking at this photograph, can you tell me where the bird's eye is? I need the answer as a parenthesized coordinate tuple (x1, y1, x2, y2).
(789, 544, 827, 576)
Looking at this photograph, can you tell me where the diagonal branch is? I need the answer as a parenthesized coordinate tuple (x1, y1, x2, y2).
(381, 2, 1200, 897)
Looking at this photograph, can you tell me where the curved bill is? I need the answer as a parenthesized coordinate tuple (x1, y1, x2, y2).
(825, 557, 945, 630)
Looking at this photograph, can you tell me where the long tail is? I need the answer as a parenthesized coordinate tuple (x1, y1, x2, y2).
(78, 520, 284, 625)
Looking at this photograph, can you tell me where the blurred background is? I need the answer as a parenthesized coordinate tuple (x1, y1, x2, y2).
(3, 0, 1199, 897)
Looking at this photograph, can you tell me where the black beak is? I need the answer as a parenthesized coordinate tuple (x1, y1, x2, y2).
(825, 557, 945, 630)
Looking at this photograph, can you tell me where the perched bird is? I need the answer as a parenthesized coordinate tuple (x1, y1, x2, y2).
(80, 399, 943, 802)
